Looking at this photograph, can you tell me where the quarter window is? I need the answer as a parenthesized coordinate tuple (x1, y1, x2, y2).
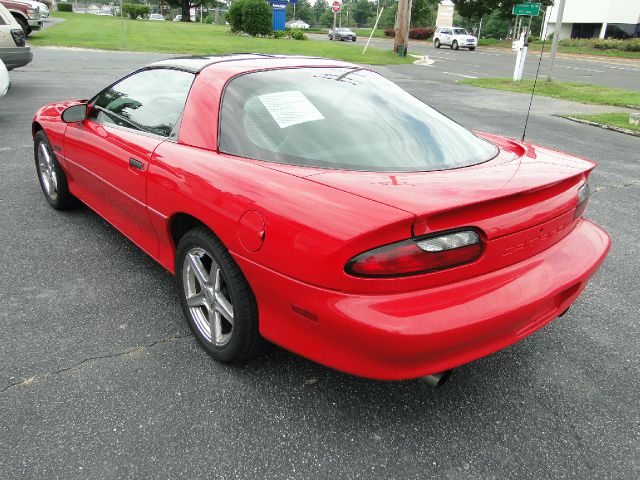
(90, 68, 194, 137)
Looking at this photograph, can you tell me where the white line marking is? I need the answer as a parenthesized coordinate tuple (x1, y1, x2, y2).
(443, 72, 478, 78)
(559, 65, 604, 73)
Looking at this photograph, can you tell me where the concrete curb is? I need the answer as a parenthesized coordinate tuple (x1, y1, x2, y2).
(556, 114, 640, 137)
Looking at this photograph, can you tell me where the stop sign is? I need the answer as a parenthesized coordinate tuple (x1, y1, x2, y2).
(331, 1, 341, 12)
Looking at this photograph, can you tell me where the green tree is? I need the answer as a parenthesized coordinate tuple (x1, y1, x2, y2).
(312, 0, 327, 24)
(286, 0, 313, 24)
(453, 0, 495, 24)
(319, 8, 334, 27)
(351, 0, 372, 27)
(410, 0, 434, 27)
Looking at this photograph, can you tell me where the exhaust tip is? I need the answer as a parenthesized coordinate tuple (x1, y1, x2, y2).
(420, 370, 453, 388)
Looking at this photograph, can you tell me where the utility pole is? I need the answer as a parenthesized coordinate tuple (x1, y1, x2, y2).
(547, 0, 566, 82)
(393, 0, 410, 56)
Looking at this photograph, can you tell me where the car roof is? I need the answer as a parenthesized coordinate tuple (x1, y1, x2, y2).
(148, 54, 358, 74)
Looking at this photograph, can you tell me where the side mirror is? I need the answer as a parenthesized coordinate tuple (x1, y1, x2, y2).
(61, 104, 88, 123)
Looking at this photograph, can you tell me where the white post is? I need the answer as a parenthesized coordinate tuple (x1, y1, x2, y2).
(599, 22, 607, 39)
(363, 7, 384, 55)
(513, 29, 528, 81)
(332, 11, 337, 40)
(477, 16, 483, 39)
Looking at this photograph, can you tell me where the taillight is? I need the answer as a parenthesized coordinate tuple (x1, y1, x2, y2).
(345, 229, 483, 278)
(10, 29, 25, 47)
(574, 181, 590, 219)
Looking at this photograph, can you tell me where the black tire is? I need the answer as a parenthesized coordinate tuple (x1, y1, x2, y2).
(434, 39, 441, 48)
(352, 37, 356, 42)
(452, 40, 459, 50)
(13, 15, 30, 36)
(176, 227, 265, 363)
(469, 47, 476, 51)
(34, 130, 78, 210)
(328, 34, 333, 40)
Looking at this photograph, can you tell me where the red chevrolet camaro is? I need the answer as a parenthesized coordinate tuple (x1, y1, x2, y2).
(32, 54, 610, 383)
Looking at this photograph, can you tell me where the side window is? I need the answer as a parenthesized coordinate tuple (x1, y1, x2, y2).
(0, 12, 7, 25)
(90, 69, 194, 138)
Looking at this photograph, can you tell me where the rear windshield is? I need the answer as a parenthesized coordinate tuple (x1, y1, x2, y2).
(218, 68, 497, 172)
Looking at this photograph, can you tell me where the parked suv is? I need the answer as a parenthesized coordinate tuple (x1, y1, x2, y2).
(328, 27, 356, 42)
(433, 27, 477, 51)
(0, 0, 42, 35)
(0, 2, 32, 69)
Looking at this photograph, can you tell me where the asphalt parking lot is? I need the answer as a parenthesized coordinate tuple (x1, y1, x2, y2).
(1, 48, 639, 479)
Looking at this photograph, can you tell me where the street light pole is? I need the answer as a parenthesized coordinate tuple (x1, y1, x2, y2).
(547, 0, 566, 82)
(393, 0, 410, 56)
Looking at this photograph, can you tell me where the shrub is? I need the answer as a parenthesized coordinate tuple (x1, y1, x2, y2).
(560, 38, 640, 52)
(228, 0, 271, 36)
(227, 0, 246, 33)
(273, 30, 285, 39)
(289, 28, 306, 40)
(408, 28, 434, 40)
(384, 28, 395, 37)
(57, 3, 72, 12)
(122, 3, 149, 20)
(241, 0, 271, 36)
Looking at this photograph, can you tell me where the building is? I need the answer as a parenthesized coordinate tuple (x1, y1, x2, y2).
(435, 0, 454, 29)
(286, 19, 309, 29)
(542, 0, 640, 40)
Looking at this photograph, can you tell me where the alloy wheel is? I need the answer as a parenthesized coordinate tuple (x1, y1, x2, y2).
(37, 142, 58, 200)
(182, 247, 234, 346)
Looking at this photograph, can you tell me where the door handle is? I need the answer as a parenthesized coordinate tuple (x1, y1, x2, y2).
(129, 157, 145, 171)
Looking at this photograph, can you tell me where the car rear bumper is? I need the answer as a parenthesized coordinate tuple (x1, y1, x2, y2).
(0, 47, 33, 70)
(235, 219, 610, 380)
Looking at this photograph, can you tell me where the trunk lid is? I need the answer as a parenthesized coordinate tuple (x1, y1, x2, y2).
(304, 133, 593, 240)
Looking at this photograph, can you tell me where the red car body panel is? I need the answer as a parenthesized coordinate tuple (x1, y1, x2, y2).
(32, 55, 611, 380)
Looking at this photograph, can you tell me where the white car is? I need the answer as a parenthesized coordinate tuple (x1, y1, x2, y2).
(0, 58, 9, 98)
(149, 13, 165, 21)
(16, 0, 49, 18)
(433, 27, 477, 51)
(0, 2, 33, 70)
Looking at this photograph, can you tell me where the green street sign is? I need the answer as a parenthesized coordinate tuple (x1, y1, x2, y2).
(512, 2, 541, 16)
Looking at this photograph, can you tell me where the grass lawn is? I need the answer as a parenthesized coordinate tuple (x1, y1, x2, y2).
(567, 112, 640, 133)
(355, 28, 390, 39)
(459, 78, 640, 107)
(29, 13, 413, 65)
(477, 39, 640, 59)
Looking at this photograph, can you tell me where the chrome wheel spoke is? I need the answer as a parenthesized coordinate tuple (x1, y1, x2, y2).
(187, 253, 210, 287)
(210, 310, 223, 345)
(186, 292, 206, 308)
(49, 170, 58, 193)
(215, 290, 234, 324)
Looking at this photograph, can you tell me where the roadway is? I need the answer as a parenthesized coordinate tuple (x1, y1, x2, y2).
(312, 33, 640, 91)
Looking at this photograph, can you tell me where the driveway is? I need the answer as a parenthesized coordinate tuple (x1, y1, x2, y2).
(1, 47, 638, 479)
